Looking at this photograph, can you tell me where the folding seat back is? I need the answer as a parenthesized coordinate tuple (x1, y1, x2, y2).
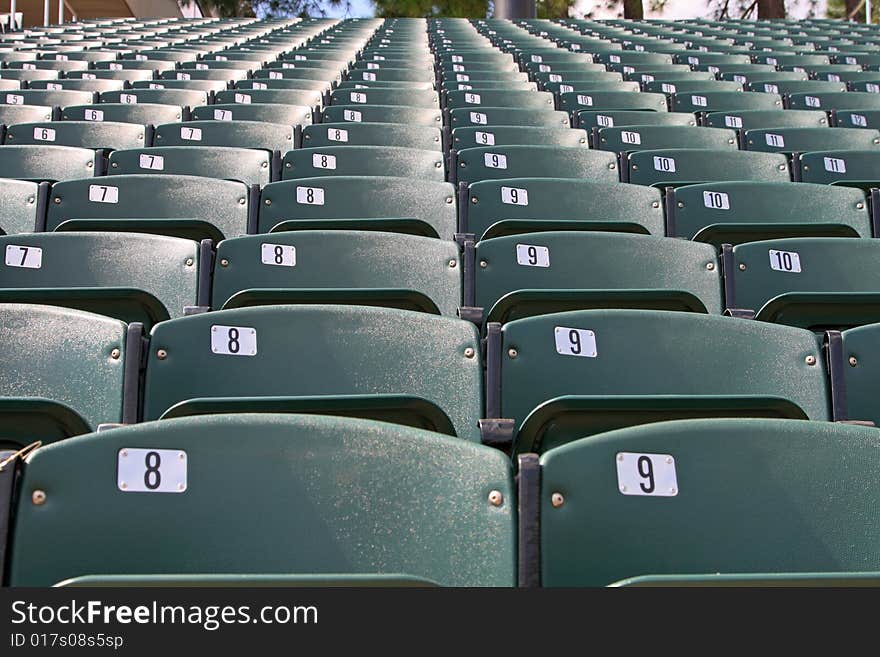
(644, 80, 743, 95)
(348, 67, 435, 83)
(153, 120, 295, 153)
(213, 231, 460, 316)
(302, 121, 442, 151)
(108, 146, 271, 186)
(743, 127, 880, 154)
(141, 305, 482, 441)
(746, 80, 846, 95)
(61, 103, 184, 125)
(0, 179, 45, 234)
(258, 176, 456, 239)
(533, 71, 622, 87)
(0, 232, 202, 329)
(0, 144, 100, 182)
(626, 149, 790, 186)
(668, 181, 872, 245)
(798, 150, 880, 187)
(596, 125, 737, 153)
(545, 81, 640, 96)
(5, 413, 515, 586)
(788, 91, 880, 111)
(100, 88, 209, 108)
(282, 146, 444, 182)
(46, 174, 251, 241)
(445, 90, 554, 111)
(671, 91, 783, 113)
(534, 418, 880, 586)
(238, 78, 332, 93)
(834, 109, 880, 129)
(0, 69, 60, 82)
(454, 145, 618, 185)
(215, 88, 324, 108)
(4, 121, 146, 150)
(132, 79, 230, 93)
(491, 309, 829, 454)
(321, 104, 442, 127)
(451, 126, 588, 150)
(560, 90, 667, 113)
(191, 102, 312, 126)
(0, 104, 53, 125)
(725, 237, 880, 329)
(463, 178, 664, 240)
(672, 52, 750, 67)
(703, 109, 829, 130)
(28, 79, 126, 93)
(473, 231, 722, 324)
(0, 303, 136, 447)
(328, 87, 438, 109)
(159, 68, 249, 82)
(1, 89, 94, 108)
(576, 109, 695, 131)
(448, 107, 570, 129)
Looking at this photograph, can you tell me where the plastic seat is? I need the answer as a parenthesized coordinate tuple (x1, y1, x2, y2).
(788, 91, 880, 111)
(46, 174, 252, 241)
(6, 413, 513, 586)
(472, 231, 722, 323)
(725, 237, 880, 329)
(1, 89, 95, 108)
(215, 88, 324, 108)
(258, 176, 456, 239)
(626, 149, 790, 186)
(0, 145, 100, 182)
(745, 127, 880, 153)
(453, 145, 618, 185)
(321, 104, 442, 127)
(672, 91, 783, 113)
(462, 178, 664, 240)
(703, 109, 829, 130)
(62, 103, 184, 125)
(533, 418, 879, 586)
(0, 105, 54, 125)
(302, 122, 442, 151)
(489, 309, 829, 454)
(191, 103, 313, 126)
(445, 89, 554, 111)
(834, 110, 880, 129)
(0, 179, 46, 234)
(328, 87, 438, 109)
(153, 120, 295, 153)
(577, 110, 696, 131)
(108, 146, 271, 186)
(559, 90, 667, 113)
(448, 107, 570, 129)
(4, 121, 146, 150)
(141, 305, 482, 441)
(667, 181, 872, 245)
(213, 231, 460, 316)
(99, 88, 209, 109)
(798, 150, 880, 188)
(450, 126, 588, 150)
(282, 146, 444, 182)
(0, 303, 137, 447)
(0, 232, 202, 329)
(596, 125, 737, 153)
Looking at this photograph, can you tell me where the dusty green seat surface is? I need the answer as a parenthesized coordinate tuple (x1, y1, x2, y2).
(109, 146, 272, 186)
(455, 145, 619, 185)
(627, 149, 790, 186)
(283, 146, 444, 182)
(154, 120, 296, 153)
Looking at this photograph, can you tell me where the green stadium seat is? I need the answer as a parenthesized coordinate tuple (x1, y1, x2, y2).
(4, 121, 146, 150)
(489, 309, 829, 454)
(450, 126, 588, 150)
(724, 237, 880, 329)
(0, 145, 100, 182)
(141, 305, 482, 441)
(29, 79, 126, 93)
(560, 90, 667, 113)
(282, 146, 444, 182)
(448, 107, 569, 129)
(626, 149, 790, 186)
(46, 174, 252, 241)
(131, 79, 230, 93)
(192, 103, 313, 126)
(99, 88, 209, 109)
(671, 91, 783, 113)
(445, 89, 554, 111)
(6, 413, 514, 586)
(610, 573, 880, 587)
(577, 109, 696, 131)
(643, 80, 743, 95)
(321, 104, 442, 127)
(788, 91, 880, 111)
(302, 122, 442, 151)
(215, 88, 324, 108)
(703, 109, 829, 130)
(213, 231, 460, 315)
(1, 89, 95, 109)
(258, 177, 456, 238)
(0, 179, 46, 234)
(0, 303, 137, 447)
(108, 146, 271, 186)
(462, 178, 664, 239)
(153, 121, 295, 153)
(668, 177, 873, 244)
(0, 105, 54, 125)
(533, 418, 879, 586)
(0, 232, 203, 329)
(472, 231, 722, 323)
(454, 145, 618, 185)
(833, 109, 880, 129)
(743, 127, 880, 153)
(329, 87, 438, 109)
(62, 103, 185, 125)
(596, 125, 737, 153)
(798, 150, 880, 188)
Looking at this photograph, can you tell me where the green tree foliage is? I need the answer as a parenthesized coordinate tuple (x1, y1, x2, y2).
(195, 0, 350, 18)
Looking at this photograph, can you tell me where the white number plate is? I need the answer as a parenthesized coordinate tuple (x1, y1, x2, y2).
(616, 452, 678, 497)
(5, 245, 42, 269)
(554, 326, 597, 358)
(120, 93, 137, 104)
(211, 325, 257, 356)
(851, 114, 868, 127)
(702, 191, 730, 210)
(234, 93, 252, 104)
(464, 93, 481, 104)
(764, 83, 778, 94)
(621, 130, 641, 145)
(312, 153, 336, 169)
(769, 249, 802, 273)
(32, 127, 55, 141)
(88, 185, 118, 203)
(84, 109, 104, 121)
(805, 96, 821, 107)
(350, 92, 367, 103)
(501, 186, 528, 205)
(139, 153, 164, 170)
(261, 243, 296, 267)
(296, 186, 324, 205)
(176, 72, 190, 80)
(214, 109, 232, 121)
(343, 109, 362, 122)
(483, 153, 507, 169)
(653, 156, 676, 172)
(823, 157, 846, 173)
(516, 244, 549, 268)
(596, 114, 614, 127)
(181, 127, 202, 141)
(661, 83, 676, 93)
(269, 71, 282, 79)
(361, 72, 376, 81)
(469, 112, 487, 125)
(5, 94, 23, 105)
(724, 115, 742, 128)
(691, 95, 707, 107)
(475, 131, 495, 145)
(576, 94, 593, 106)
(328, 128, 348, 142)
(765, 133, 785, 147)
(118, 448, 187, 493)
